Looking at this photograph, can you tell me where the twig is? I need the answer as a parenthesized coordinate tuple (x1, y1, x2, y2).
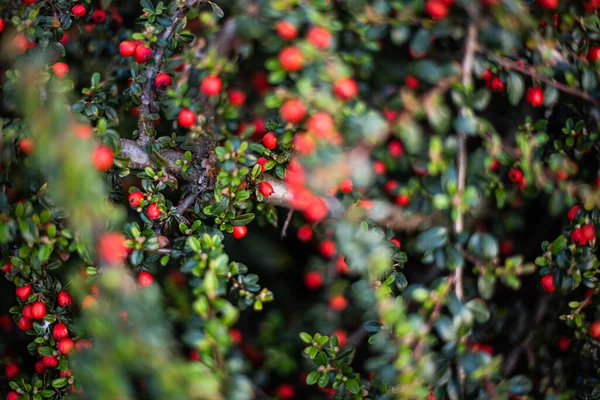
(280, 210, 293, 239)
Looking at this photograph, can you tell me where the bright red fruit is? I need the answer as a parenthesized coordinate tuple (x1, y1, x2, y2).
(58, 338, 74, 354)
(558, 336, 570, 351)
(75, 339, 93, 351)
(57, 291, 72, 307)
(297, 226, 313, 242)
(582, 224, 596, 241)
(319, 240, 336, 258)
(304, 271, 323, 290)
(18, 317, 32, 330)
(332, 329, 348, 347)
(425, 0, 449, 19)
(339, 178, 353, 193)
(276, 384, 295, 399)
(276, 21, 297, 40)
(590, 321, 600, 339)
(508, 168, 523, 183)
(35, 360, 47, 374)
(155, 73, 172, 88)
(308, 26, 332, 49)
(31, 301, 46, 319)
(53, 322, 69, 339)
(229, 328, 242, 344)
(263, 132, 277, 149)
(22, 304, 32, 319)
(178, 108, 196, 128)
(91, 9, 106, 23)
(97, 232, 128, 265)
(536, 0, 558, 9)
(119, 40, 137, 57)
(279, 47, 304, 71)
(232, 226, 248, 239)
(42, 356, 58, 367)
(128, 191, 144, 207)
(490, 77, 504, 92)
(259, 182, 274, 197)
(23, 0, 36, 3)
(588, 47, 600, 63)
(584, 0, 600, 10)
(71, 4, 86, 17)
(147, 203, 161, 219)
(405, 75, 420, 89)
(134, 45, 152, 63)
(329, 295, 348, 311)
(0, 19, 4, 33)
(6, 363, 19, 378)
(395, 194, 410, 207)
(7, 392, 18, 400)
(303, 198, 328, 222)
(51, 62, 69, 78)
(92, 145, 114, 171)
(388, 141, 404, 157)
(307, 112, 334, 137)
(390, 238, 401, 248)
(200, 75, 222, 96)
(280, 99, 307, 123)
(525, 87, 544, 107)
(256, 157, 268, 172)
(228, 89, 246, 107)
(540, 274, 555, 293)
(138, 271, 154, 287)
(19, 138, 35, 154)
(333, 78, 358, 100)
(16, 285, 32, 301)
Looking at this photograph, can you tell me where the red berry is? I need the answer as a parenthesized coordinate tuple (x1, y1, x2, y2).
(425, 0, 449, 19)
(307, 26, 332, 49)
(307, 112, 334, 137)
(536, 0, 558, 9)
(558, 336, 570, 351)
(35, 359, 47, 374)
(138, 271, 154, 287)
(508, 168, 523, 183)
(589, 47, 600, 63)
(91, 9, 106, 23)
(540, 274, 555, 293)
(390, 238, 401, 248)
(337, 256, 348, 273)
(16, 285, 32, 301)
(155, 73, 172, 88)
(92, 145, 113, 171)
(178, 108, 197, 127)
(263, 132, 277, 150)
(395, 194, 410, 207)
(525, 87, 544, 107)
(259, 181, 274, 197)
(339, 178, 353, 193)
(119, 40, 137, 57)
(146, 203, 161, 220)
(19, 138, 35, 154)
(571, 228, 587, 246)
(333, 78, 358, 101)
(0, 19, 4, 33)
(584, 0, 600, 10)
(304, 271, 323, 290)
(71, 4, 86, 17)
(52, 322, 69, 339)
(303, 198, 328, 222)
(75, 339, 92, 351)
(22, 304, 32, 319)
(568, 205, 581, 221)
(31, 301, 46, 319)
(388, 141, 404, 157)
(590, 321, 600, 339)
(332, 329, 348, 347)
(490, 77, 504, 92)
(51, 62, 69, 78)
(128, 191, 144, 207)
(228, 89, 246, 107)
(5, 363, 19, 378)
(200, 75, 222, 96)
(329, 295, 348, 311)
(23, 0, 36, 3)
(18, 317, 32, 331)
(280, 99, 307, 123)
(1, 261, 11, 273)
(405, 75, 420, 90)
(319, 240, 336, 258)
(134, 45, 152, 63)
(297, 226, 313, 242)
(276, 21, 298, 40)
(229, 328, 242, 344)
(279, 47, 304, 71)
(276, 384, 295, 399)
(7, 393, 18, 400)
(57, 291, 72, 307)
(97, 232, 128, 265)
(582, 224, 596, 241)
(373, 161, 386, 175)
(42, 356, 58, 367)
(232, 226, 248, 239)
(256, 157, 268, 172)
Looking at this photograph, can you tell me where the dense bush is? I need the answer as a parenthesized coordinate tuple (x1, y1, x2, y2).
(1, 0, 600, 399)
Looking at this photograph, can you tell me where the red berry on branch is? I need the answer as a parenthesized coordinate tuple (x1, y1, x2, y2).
(259, 181, 274, 197)
(276, 21, 297, 40)
(0, 19, 5, 33)
(71, 4, 86, 17)
(75, 339, 92, 351)
(58, 338, 74, 354)
(22, 304, 32, 319)
(276, 384, 295, 399)
(329, 295, 348, 311)
(42, 356, 58, 367)
(178, 108, 196, 128)
(536, 0, 558, 9)
(405, 75, 420, 90)
(228, 89, 246, 107)
(319, 240, 336, 258)
(582, 224, 596, 242)
(490, 77, 504, 92)
(583, 0, 600, 10)
(119, 40, 137, 57)
(232, 226, 248, 239)
(590, 321, 600, 339)
(16, 284, 32, 301)
(339, 178, 353, 193)
(307, 112, 334, 137)
(35, 359, 47, 374)
(557, 336, 570, 351)
(200, 75, 222, 96)
(280, 99, 307, 123)
(5, 363, 19, 378)
(128, 191, 144, 207)
(567, 205, 581, 221)
(525, 87, 544, 107)
(91, 9, 106, 23)
(263, 132, 278, 149)
(303, 198, 328, 222)
(138, 271, 154, 287)
(390, 238, 401, 248)
(97, 232, 128, 265)
(540, 274, 555, 293)
(1, 261, 11, 273)
(279, 47, 304, 71)
(332, 329, 348, 347)
(425, 0, 449, 19)
(508, 168, 523, 183)
(395, 194, 410, 207)
(19, 138, 35, 154)
(7, 392, 18, 400)
(388, 141, 404, 157)
(134, 45, 152, 63)
(31, 301, 46, 319)
(337, 256, 348, 273)
(18, 317, 32, 330)
(52, 322, 69, 339)
(57, 291, 72, 307)
(571, 228, 587, 246)
(333, 77, 358, 100)
(256, 157, 268, 172)
(304, 271, 323, 290)
(155, 73, 172, 88)
(373, 161, 386, 175)
(230, 328, 242, 344)
(92, 145, 114, 171)
(51, 62, 69, 78)
(297, 226, 313, 242)
(147, 203, 160, 219)
(308, 26, 332, 49)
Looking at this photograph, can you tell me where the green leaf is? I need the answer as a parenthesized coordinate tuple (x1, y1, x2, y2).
(465, 299, 490, 323)
(317, 372, 330, 387)
(415, 227, 448, 253)
(300, 332, 312, 343)
(51, 377, 68, 388)
(346, 379, 360, 394)
(507, 72, 524, 106)
(209, 2, 224, 18)
(231, 213, 255, 226)
(507, 375, 533, 394)
(306, 371, 319, 385)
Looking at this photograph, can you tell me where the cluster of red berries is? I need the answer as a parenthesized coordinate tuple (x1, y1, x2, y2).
(481, 70, 504, 92)
(119, 40, 152, 63)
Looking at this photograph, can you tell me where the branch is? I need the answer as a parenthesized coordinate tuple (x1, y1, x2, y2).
(138, 0, 206, 147)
